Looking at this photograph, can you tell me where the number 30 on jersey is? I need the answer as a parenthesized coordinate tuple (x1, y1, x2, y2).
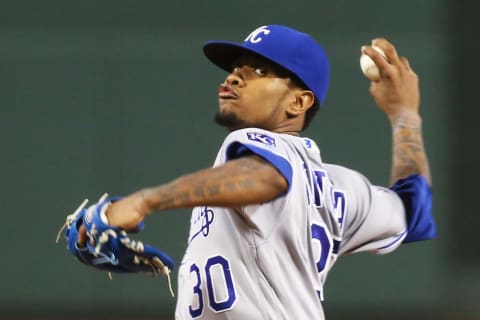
(189, 255, 237, 318)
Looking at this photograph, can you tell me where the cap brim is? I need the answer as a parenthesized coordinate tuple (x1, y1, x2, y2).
(203, 40, 261, 73)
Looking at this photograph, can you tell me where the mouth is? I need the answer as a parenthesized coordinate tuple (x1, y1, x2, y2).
(218, 84, 238, 99)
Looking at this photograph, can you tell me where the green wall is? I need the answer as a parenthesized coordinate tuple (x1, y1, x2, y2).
(0, 1, 475, 319)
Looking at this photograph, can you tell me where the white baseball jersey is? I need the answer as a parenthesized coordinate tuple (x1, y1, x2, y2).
(175, 128, 407, 319)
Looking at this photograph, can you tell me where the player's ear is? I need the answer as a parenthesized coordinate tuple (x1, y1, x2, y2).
(286, 89, 315, 117)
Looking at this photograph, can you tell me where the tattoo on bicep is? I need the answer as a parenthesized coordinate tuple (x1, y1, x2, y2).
(194, 179, 257, 200)
(224, 181, 238, 192)
(178, 156, 272, 204)
(237, 179, 257, 189)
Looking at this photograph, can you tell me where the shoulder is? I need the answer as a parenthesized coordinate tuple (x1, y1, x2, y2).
(221, 128, 297, 157)
(224, 128, 281, 146)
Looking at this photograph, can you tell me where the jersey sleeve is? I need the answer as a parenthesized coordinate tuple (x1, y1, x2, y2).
(332, 166, 436, 255)
(222, 129, 293, 192)
(325, 165, 409, 255)
(342, 185, 409, 255)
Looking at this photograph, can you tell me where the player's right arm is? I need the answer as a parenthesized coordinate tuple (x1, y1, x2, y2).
(360, 38, 436, 244)
(362, 38, 431, 186)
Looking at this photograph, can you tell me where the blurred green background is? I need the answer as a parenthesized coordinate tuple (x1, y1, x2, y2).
(0, 0, 477, 319)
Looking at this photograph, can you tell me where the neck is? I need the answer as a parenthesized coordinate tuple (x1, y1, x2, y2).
(271, 122, 303, 136)
(274, 130, 301, 136)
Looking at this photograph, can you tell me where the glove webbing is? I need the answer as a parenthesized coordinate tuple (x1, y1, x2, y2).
(94, 225, 175, 297)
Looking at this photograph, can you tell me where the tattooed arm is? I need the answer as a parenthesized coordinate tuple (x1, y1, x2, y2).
(142, 155, 287, 210)
(103, 155, 287, 230)
(362, 38, 431, 186)
(389, 112, 431, 185)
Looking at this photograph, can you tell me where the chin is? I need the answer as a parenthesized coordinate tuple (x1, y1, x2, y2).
(214, 110, 246, 129)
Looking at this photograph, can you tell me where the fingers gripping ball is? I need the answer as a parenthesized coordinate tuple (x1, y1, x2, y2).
(360, 45, 387, 81)
(57, 194, 175, 296)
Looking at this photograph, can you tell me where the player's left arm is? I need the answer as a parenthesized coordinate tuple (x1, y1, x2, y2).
(141, 155, 288, 210)
(77, 155, 287, 235)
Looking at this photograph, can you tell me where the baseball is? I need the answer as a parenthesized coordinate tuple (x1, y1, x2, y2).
(360, 45, 387, 81)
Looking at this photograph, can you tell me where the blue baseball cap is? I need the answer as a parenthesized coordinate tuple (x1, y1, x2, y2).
(203, 25, 330, 106)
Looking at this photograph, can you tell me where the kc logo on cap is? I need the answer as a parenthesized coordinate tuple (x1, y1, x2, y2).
(244, 26, 271, 44)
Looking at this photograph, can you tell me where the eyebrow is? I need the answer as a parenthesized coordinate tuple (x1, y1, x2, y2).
(232, 56, 292, 78)
(232, 52, 274, 67)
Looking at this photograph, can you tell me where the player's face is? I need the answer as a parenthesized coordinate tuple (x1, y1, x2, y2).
(215, 53, 298, 132)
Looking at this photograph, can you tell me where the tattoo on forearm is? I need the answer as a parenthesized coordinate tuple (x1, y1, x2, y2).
(391, 125, 431, 185)
(206, 185, 221, 196)
(193, 187, 206, 198)
(177, 192, 191, 203)
(151, 190, 192, 210)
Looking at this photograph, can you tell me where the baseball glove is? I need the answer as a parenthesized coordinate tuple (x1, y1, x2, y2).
(56, 194, 175, 295)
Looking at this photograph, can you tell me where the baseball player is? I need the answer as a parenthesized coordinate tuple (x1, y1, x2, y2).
(69, 25, 435, 319)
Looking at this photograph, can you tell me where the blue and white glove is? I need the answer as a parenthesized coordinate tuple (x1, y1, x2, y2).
(57, 194, 174, 293)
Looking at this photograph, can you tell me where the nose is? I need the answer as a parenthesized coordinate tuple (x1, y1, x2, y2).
(224, 68, 245, 87)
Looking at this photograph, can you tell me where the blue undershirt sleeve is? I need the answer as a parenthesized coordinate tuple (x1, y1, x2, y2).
(390, 174, 436, 243)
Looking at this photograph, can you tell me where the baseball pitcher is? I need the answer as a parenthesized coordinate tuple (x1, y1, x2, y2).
(59, 25, 435, 319)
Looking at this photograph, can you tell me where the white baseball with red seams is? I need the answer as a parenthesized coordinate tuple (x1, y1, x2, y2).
(360, 45, 387, 81)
